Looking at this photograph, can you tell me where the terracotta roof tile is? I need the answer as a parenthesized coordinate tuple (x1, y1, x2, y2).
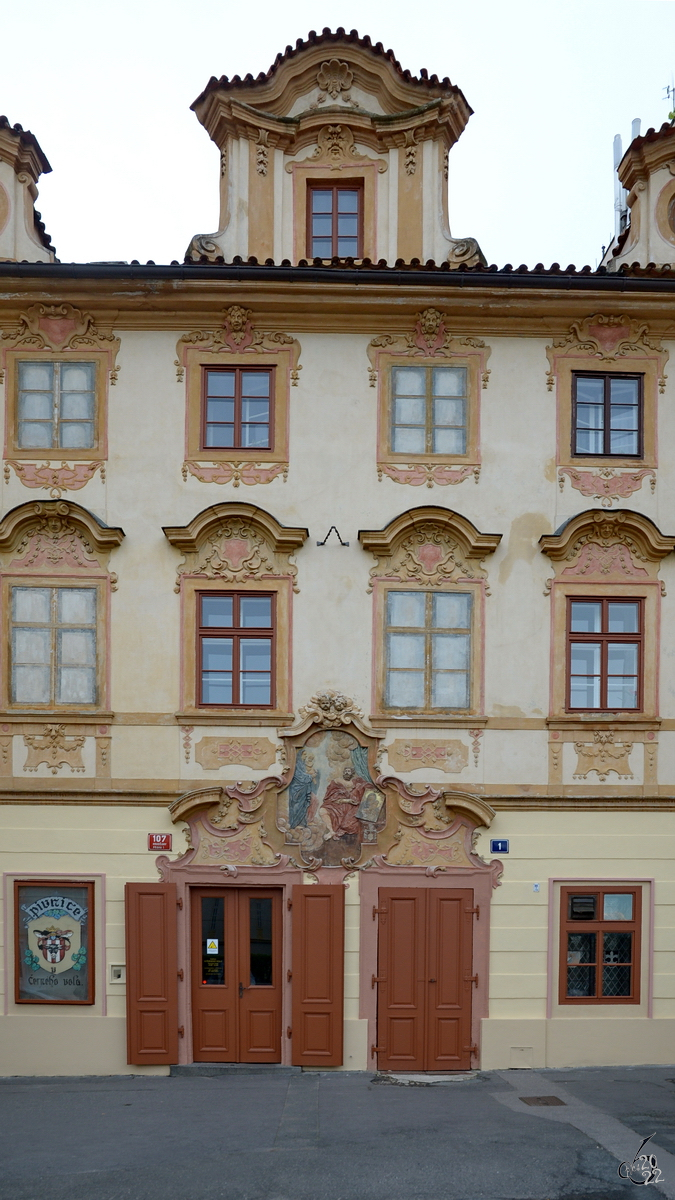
(191, 27, 464, 109)
(0, 115, 51, 174)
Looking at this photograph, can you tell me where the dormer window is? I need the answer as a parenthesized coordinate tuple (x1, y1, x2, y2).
(308, 184, 362, 258)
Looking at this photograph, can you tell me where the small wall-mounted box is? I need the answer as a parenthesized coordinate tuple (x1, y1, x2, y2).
(109, 963, 126, 984)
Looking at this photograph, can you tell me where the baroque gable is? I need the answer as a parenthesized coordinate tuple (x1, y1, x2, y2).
(0, 500, 124, 585)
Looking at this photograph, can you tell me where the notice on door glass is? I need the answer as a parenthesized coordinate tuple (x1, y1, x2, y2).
(206, 939, 218, 955)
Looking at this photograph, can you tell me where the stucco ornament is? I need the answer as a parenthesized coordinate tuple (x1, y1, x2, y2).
(573, 732, 634, 782)
(181, 461, 287, 487)
(23, 724, 86, 775)
(0, 500, 124, 589)
(558, 466, 656, 508)
(297, 125, 387, 173)
(175, 306, 301, 382)
(377, 463, 480, 488)
(4, 460, 104, 499)
(545, 313, 668, 392)
(164, 504, 307, 594)
(361, 507, 501, 594)
(0, 302, 121, 383)
(316, 59, 354, 100)
(297, 691, 364, 728)
(368, 309, 490, 376)
(196, 737, 278, 772)
(540, 509, 675, 597)
(385, 739, 469, 774)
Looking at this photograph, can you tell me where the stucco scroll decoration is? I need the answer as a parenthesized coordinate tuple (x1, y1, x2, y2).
(558, 466, 656, 508)
(255, 130, 269, 176)
(163, 502, 308, 594)
(573, 731, 634, 781)
(539, 509, 675, 597)
(23, 724, 86, 775)
(0, 303, 121, 383)
(545, 313, 668, 393)
(0, 500, 124, 589)
(368, 309, 490, 382)
(181, 461, 288, 487)
(360, 508, 502, 595)
(4, 460, 105, 499)
(378, 463, 480, 489)
(385, 739, 469, 774)
(196, 737, 279, 772)
(174, 305, 301, 384)
(288, 125, 387, 173)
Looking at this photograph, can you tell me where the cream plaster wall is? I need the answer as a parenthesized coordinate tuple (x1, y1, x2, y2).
(1, 314, 675, 1071)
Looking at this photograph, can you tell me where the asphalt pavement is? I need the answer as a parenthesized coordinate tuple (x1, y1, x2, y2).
(1, 1064, 674, 1200)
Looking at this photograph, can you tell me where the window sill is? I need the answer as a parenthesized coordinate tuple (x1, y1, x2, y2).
(0, 710, 114, 723)
(175, 711, 295, 727)
(548, 715, 660, 730)
(369, 714, 487, 728)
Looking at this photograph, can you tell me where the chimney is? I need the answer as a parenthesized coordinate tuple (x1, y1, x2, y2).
(0, 117, 56, 262)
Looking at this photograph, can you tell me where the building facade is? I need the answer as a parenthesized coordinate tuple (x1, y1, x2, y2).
(1, 30, 674, 1077)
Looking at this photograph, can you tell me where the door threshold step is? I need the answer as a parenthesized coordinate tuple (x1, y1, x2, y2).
(376, 1071, 478, 1086)
(170, 1063, 301, 1077)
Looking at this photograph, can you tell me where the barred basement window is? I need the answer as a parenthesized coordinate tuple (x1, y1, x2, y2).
(559, 886, 641, 1005)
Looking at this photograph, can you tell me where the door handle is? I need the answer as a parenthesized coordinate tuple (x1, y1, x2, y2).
(239, 982, 244, 998)
(428, 978, 437, 983)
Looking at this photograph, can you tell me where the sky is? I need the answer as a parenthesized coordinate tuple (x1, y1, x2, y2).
(4, 0, 675, 268)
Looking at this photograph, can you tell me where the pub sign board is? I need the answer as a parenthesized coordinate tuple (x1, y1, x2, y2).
(15, 881, 94, 1004)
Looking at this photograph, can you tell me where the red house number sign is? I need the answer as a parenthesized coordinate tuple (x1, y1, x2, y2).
(147, 833, 172, 851)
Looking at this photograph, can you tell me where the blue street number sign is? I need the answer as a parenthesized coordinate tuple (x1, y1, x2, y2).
(490, 839, 509, 853)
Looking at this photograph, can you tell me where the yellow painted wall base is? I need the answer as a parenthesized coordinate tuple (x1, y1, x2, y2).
(481, 1017, 675, 1069)
(0, 1015, 169, 1077)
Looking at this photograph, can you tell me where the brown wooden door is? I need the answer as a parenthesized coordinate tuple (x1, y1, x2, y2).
(191, 888, 282, 1063)
(291, 885, 344, 1067)
(376, 888, 473, 1072)
(125, 882, 179, 1066)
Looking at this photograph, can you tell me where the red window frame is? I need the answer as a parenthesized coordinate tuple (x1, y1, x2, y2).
(197, 591, 276, 709)
(307, 182, 363, 259)
(559, 886, 641, 1005)
(572, 372, 643, 459)
(200, 367, 274, 453)
(566, 596, 643, 713)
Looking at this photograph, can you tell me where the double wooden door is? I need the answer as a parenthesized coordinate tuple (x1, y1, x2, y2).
(191, 888, 282, 1063)
(376, 888, 474, 1072)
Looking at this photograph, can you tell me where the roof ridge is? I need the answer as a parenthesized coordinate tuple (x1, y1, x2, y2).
(191, 27, 460, 110)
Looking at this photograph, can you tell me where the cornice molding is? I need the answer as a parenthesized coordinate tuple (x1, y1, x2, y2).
(0, 500, 124, 556)
(359, 505, 501, 560)
(163, 502, 307, 556)
(539, 508, 675, 565)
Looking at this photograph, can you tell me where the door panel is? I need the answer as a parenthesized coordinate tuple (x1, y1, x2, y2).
(291, 886, 345, 1067)
(125, 883, 178, 1066)
(377, 890, 426, 1071)
(238, 891, 282, 1061)
(376, 888, 473, 1072)
(427, 891, 473, 1070)
(191, 888, 281, 1063)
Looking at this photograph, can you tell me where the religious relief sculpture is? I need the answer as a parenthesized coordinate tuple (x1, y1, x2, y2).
(278, 729, 386, 868)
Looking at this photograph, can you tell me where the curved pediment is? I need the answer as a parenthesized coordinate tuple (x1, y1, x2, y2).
(0, 500, 124, 555)
(163, 502, 308, 593)
(192, 28, 472, 139)
(540, 509, 675, 565)
(360, 506, 502, 591)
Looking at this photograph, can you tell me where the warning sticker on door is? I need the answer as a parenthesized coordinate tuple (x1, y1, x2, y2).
(206, 939, 218, 955)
